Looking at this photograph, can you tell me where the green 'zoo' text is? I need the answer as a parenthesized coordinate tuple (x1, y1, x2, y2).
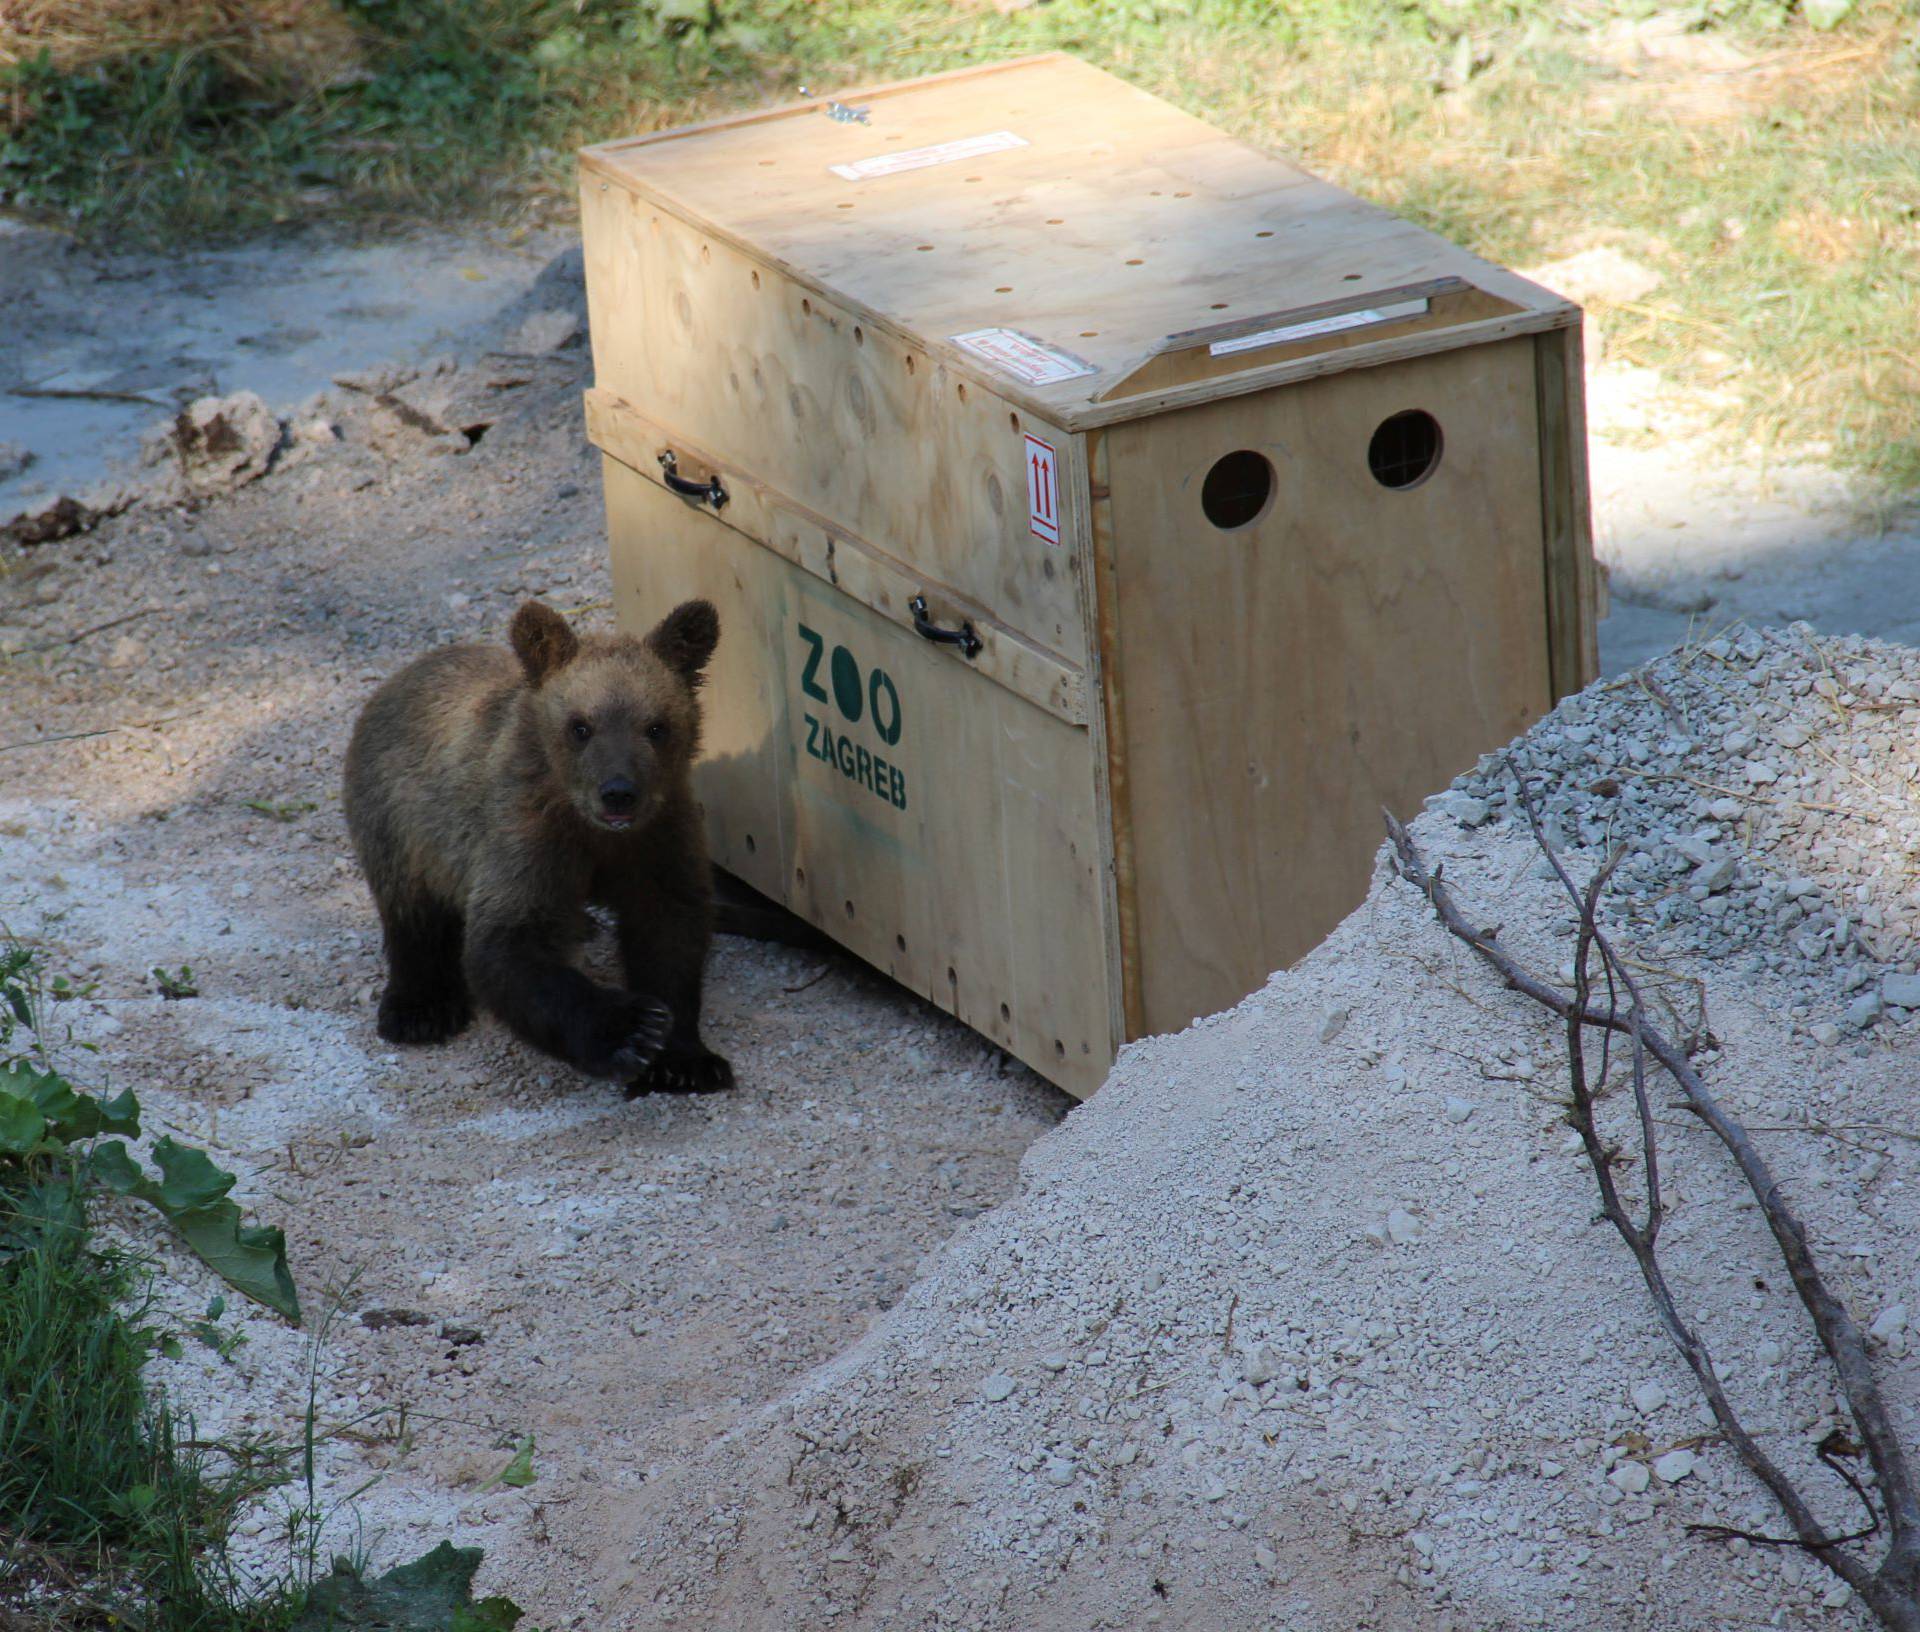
(798, 622, 907, 813)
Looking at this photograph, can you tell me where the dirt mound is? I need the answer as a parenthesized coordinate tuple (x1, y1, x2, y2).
(594, 634, 1916, 1630)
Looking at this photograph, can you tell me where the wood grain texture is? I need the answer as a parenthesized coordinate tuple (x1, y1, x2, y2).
(604, 460, 1117, 1098)
(580, 54, 1576, 430)
(580, 177, 1088, 661)
(585, 389, 1089, 725)
(1101, 337, 1555, 1036)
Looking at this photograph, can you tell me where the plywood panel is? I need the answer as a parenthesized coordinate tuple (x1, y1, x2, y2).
(604, 460, 1116, 1098)
(582, 55, 1574, 425)
(1100, 337, 1553, 1037)
(581, 178, 1088, 662)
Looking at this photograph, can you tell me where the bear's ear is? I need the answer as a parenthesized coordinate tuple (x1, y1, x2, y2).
(509, 600, 580, 686)
(645, 600, 720, 686)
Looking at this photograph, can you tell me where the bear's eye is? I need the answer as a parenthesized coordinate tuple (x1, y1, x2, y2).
(568, 718, 593, 744)
(645, 719, 670, 744)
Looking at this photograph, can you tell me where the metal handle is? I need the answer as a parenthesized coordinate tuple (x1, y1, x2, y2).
(658, 449, 728, 510)
(908, 595, 981, 659)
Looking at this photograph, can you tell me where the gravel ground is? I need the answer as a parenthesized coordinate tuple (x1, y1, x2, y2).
(4, 226, 1918, 1629)
(596, 630, 1919, 1630)
(0, 247, 1068, 1618)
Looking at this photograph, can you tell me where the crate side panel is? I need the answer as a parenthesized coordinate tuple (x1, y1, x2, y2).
(605, 460, 1114, 1098)
(582, 178, 1087, 664)
(1104, 337, 1551, 1037)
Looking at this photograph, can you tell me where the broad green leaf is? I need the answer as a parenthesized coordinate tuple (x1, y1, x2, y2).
(498, 1436, 535, 1489)
(169, 1204, 301, 1324)
(148, 1137, 236, 1211)
(1803, 0, 1853, 26)
(293, 1542, 523, 1632)
(88, 1140, 144, 1193)
(0, 1090, 45, 1156)
(9, 1064, 141, 1143)
(85, 1139, 300, 1322)
(97, 1087, 140, 1136)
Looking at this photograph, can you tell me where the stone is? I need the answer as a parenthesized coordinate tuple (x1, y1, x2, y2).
(1870, 1304, 1908, 1343)
(980, 1373, 1016, 1402)
(1882, 973, 1920, 1010)
(1631, 1381, 1667, 1414)
(1443, 1096, 1475, 1125)
(1241, 1346, 1275, 1387)
(1697, 854, 1737, 894)
(1040, 1351, 1069, 1372)
(0, 442, 32, 482)
(1385, 1207, 1421, 1246)
(1653, 1449, 1696, 1483)
(1607, 1461, 1651, 1495)
(1045, 1455, 1076, 1488)
(145, 391, 282, 495)
(512, 307, 581, 354)
(1848, 991, 1884, 1030)
(1810, 1022, 1841, 1047)
(1756, 1339, 1782, 1366)
(1317, 1007, 1349, 1044)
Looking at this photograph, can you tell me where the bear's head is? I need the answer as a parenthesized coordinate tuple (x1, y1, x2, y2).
(508, 598, 719, 834)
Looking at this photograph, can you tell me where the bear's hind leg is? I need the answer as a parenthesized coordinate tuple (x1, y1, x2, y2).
(376, 894, 472, 1045)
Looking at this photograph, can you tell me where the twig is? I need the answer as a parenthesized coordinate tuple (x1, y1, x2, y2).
(1385, 790, 1920, 1628)
(19, 606, 155, 654)
(0, 711, 194, 754)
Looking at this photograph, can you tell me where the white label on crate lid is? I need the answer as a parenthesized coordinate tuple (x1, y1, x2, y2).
(830, 130, 1028, 182)
(1024, 433, 1061, 546)
(1207, 297, 1430, 357)
(950, 328, 1098, 387)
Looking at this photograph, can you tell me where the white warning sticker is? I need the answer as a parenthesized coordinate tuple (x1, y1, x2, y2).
(830, 130, 1028, 182)
(1207, 297, 1431, 358)
(950, 328, 1098, 388)
(1024, 433, 1061, 546)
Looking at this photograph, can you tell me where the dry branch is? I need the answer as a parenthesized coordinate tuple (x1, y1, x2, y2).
(1385, 784, 1920, 1630)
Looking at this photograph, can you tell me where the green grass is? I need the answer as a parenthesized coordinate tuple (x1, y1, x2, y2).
(0, 938, 526, 1631)
(1, 0, 1916, 483)
(0, 1212, 301, 1631)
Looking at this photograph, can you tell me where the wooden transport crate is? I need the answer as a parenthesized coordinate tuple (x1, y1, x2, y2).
(579, 53, 1596, 1099)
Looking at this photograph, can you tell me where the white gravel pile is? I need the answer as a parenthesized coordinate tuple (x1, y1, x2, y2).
(1451, 623, 1920, 1044)
(596, 625, 1919, 1631)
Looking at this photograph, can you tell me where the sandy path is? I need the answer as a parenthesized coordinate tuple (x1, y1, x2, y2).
(0, 265, 1066, 1617)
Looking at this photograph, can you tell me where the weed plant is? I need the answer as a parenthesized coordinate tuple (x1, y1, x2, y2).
(1, 0, 1914, 482)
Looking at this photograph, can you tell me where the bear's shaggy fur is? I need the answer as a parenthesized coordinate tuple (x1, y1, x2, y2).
(342, 598, 731, 1094)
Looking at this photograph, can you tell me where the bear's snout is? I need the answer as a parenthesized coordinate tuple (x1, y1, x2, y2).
(598, 775, 639, 827)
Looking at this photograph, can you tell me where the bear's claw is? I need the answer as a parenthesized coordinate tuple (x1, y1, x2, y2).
(625, 1045, 735, 1098)
(583, 994, 673, 1080)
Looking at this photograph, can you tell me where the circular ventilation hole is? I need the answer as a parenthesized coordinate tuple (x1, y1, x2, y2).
(999, 1002, 1011, 1022)
(1367, 410, 1443, 490)
(1200, 450, 1275, 530)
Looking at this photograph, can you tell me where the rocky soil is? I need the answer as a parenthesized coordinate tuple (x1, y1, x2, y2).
(0, 237, 1069, 1618)
(3, 216, 1918, 1630)
(600, 629, 1920, 1631)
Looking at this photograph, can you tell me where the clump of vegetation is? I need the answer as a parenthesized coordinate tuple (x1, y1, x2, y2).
(0, 935, 528, 1629)
(3, 0, 1911, 483)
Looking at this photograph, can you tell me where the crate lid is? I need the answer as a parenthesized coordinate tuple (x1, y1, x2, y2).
(581, 55, 1574, 430)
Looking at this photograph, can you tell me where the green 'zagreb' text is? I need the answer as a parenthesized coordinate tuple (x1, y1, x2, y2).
(798, 622, 906, 813)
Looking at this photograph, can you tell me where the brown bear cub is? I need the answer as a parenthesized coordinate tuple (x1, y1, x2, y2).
(342, 598, 731, 1095)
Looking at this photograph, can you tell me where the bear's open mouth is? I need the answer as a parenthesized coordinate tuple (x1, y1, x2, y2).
(598, 811, 635, 830)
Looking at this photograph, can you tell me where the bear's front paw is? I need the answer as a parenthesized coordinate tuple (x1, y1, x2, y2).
(377, 986, 473, 1045)
(577, 994, 673, 1080)
(626, 1043, 735, 1098)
